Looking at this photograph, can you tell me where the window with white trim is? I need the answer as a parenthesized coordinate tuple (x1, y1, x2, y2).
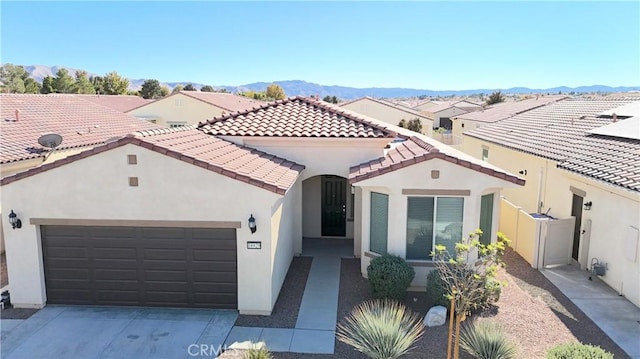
(370, 192, 389, 254)
(406, 197, 464, 260)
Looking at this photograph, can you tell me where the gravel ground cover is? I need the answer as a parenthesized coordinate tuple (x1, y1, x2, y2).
(221, 248, 628, 359)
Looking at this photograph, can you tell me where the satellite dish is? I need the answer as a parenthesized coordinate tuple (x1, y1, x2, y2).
(38, 133, 63, 149)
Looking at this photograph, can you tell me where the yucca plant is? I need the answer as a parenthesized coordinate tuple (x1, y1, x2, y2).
(459, 321, 517, 359)
(243, 343, 272, 359)
(336, 299, 424, 359)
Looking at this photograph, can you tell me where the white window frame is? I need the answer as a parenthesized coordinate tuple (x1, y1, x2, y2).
(406, 196, 464, 261)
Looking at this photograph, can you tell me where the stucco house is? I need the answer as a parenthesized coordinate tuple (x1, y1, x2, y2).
(422, 100, 481, 130)
(1, 97, 523, 315)
(127, 91, 263, 128)
(0, 94, 159, 253)
(340, 96, 433, 136)
(462, 98, 640, 307)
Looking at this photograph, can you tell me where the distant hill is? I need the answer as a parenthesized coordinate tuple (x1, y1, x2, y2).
(21, 65, 640, 99)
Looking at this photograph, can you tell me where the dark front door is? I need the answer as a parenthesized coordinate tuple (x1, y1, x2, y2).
(321, 175, 347, 236)
(570, 194, 584, 260)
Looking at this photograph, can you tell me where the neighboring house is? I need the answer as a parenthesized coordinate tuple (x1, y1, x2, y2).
(0, 94, 159, 254)
(127, 91, 264, 128)
(451, 95, 568, 137)
(462, 98, 640, 307)
(340, 97, 433, 136)
(413, 100, 455, 112)
(422, 100, 482, 130)
(1, 96, 523, 315)
(70, 94, 154, 113)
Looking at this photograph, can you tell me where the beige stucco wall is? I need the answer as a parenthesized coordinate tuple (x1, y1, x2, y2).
(462, 135, 640, 307)
(341, 99, 433, 136)
(1, 144, 290, 314)
(354, 157, 514, 287)
(127, 94, 225, 127)
(452, 118, 481, 137)
(427, 107, 471, 128)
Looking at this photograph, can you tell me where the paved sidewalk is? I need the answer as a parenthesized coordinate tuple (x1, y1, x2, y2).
(224, 238, 352, 354)
(541, 264, 640, 359)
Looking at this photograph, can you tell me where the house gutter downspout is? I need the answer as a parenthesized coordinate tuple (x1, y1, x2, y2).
(536, 166, 544, 213)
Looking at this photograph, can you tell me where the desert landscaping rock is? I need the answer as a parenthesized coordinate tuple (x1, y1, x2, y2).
(424, 305, 447, 327)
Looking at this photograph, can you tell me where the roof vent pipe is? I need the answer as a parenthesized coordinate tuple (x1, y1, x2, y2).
(612, 113, 618, 123)
(14, 109, 20, 121)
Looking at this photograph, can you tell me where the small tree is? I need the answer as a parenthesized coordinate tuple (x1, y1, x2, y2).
(171, 85, 184, 94)
(200, 85, 215, 92)
(140, 79, 165, 99)
(24, 78, 42, 94)
(183, 83, 196, 91)
(432, 229, 508, 359)
(265, 84, 286, 100)
(101, 71, 129, 95)
(322, 95, 338, 104)
(398, 118, 422, 133)
(485, 91, 505, 106)
(53, 68, 75, 93)
(41, 76, 55, 94)
(73, 70, 96, 94)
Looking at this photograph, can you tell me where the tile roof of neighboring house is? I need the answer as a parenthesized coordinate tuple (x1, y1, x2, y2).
(1, 126, 305, 194)
(456, 95, 568, 123)
(175, 91, 265, 113)
(72, 94, 154, 113)
(339, 96, 431, 120)
(464, 98, 639, 192)
(199, 96, 398, 138)
(426, 100, 481, 114)
(349, 136, 524, 185)
(0, 94, 159, 165)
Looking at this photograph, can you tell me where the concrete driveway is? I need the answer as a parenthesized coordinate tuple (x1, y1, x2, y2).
(1, 306, 238, 359)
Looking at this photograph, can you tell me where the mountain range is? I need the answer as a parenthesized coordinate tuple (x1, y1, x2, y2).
(24, 65, 640, 99)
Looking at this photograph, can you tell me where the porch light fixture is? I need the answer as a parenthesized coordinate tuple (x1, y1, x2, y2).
(248, 214, 257, 234)
(8, 210, 22, 229)
(584, 201, 593, 211)
(518, 170, 527, 175)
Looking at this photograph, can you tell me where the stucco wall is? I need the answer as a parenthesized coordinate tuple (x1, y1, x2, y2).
(462, 135, 640, 307)
(427, 107, 470, 128)
(128, 94, 225, 127)
(354, 158, 515, 287)
(1, 144, 284, 314)
(341, 99, 433, 136)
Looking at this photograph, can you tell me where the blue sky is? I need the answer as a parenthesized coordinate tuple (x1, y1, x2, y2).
(2, 1, 638, 90)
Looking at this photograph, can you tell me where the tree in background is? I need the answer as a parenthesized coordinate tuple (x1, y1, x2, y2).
(24, 78, 41, 93)
(239, 90, 267, 100)
(101, 71, 129, 95)
(53, 68, 75, 93)
(485, 91, 505, 106)
(200, 85, 215, 92)
(41, 76, 55, 94)
(73, 70, 96, 94)
(398, 118, 423, 133)
(323, 95, 338, 104)
(183, 83, 197, 91)
(265, 84, 286, 100)
(90, 76, 104, 94)
(0, 64, 30, 93)
(172, 85, 184, 94)
(140, 79, 167, 99)
(160, 86, 170, 97)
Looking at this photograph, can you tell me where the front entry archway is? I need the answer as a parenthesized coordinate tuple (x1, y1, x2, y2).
(321, 175, 347, 237)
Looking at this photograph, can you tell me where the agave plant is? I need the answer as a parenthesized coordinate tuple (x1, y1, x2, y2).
(336, 299, 424, 359)
(459, 321, 517, 359)
(243, 342, 272, 359)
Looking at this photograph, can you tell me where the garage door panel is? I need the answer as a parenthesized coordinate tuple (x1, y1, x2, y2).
(95, 269, 138, 280)
(94, 247, 137, 259)
(42, 226, 237, 309)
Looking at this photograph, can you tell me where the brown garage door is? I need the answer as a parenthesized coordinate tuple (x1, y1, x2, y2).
(41, 226, 237, 309)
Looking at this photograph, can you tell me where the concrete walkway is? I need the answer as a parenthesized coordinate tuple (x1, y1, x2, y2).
(541, 264, 640, 359)
(225, 238, 352, 354)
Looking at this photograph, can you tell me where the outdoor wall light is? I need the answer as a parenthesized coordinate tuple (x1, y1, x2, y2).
(248, 214, 257, 234)
(518, 170, 527, 175)
(584, 201, 593, 211)
(8, 210, 22, 229)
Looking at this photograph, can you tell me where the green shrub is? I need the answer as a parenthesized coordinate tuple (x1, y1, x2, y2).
(336, 299, 424, 359)
(546, 342, 613, 359)
(426, 268, 449, 308)
(459, 321, 517, 359)
(367, 255, 415, 300)
(243, 343, 272, 359)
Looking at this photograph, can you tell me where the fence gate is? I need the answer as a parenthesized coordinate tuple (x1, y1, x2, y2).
(541, 217, 575, 268)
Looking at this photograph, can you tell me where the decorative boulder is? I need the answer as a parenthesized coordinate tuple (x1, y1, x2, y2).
(424, 305, 447, 327)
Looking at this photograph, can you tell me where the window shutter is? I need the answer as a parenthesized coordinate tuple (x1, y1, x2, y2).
(479, 194, 494, 245)
(370, 192, 389, 254)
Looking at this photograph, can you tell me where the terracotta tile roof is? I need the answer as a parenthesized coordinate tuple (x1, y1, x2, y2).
(179, 91, 265, 113)
(71, 94, 154, 113)
(426, 100, 481, 114)
(456, 95, 568, 123)
(349, 136, 524, 186)
(199, 96, 397, 138)
(1, 126, 305, 194)
(0, 94, 159, 165)
(464, 98, 639, 192)
(339, 97, 431, 120)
